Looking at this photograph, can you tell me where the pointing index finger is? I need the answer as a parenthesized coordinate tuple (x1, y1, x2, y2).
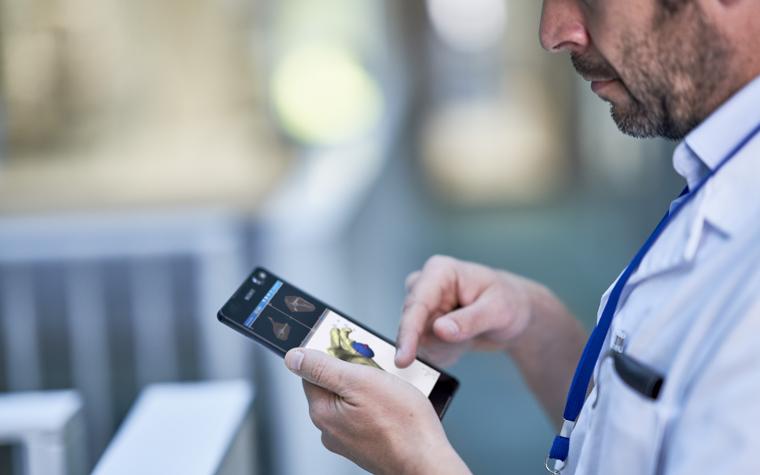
(396, 256, 458, 367)
(395, 300, 431, 367)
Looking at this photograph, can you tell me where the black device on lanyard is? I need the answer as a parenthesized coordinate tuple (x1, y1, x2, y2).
(611, 350, 664, 400)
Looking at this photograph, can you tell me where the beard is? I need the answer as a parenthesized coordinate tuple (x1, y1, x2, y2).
(572, 3, 730, 140)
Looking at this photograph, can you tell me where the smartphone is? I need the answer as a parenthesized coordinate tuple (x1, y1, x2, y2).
(217, 267, 459, 418)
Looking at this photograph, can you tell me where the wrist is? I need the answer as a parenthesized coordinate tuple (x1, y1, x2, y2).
(501, 280, 585, 424)
(504, 281, 563, 357)
(404, 439, 470, 475)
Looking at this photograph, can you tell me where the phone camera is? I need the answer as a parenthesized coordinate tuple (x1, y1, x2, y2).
(257, 271, 267, 280)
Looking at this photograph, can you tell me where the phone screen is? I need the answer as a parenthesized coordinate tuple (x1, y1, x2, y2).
(240, 276, 442, 396)
(219, 267, 459, 416)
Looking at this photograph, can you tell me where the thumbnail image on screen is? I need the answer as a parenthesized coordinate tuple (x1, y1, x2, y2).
(303, 310, 441, 396)
(245, 280, 324, 353)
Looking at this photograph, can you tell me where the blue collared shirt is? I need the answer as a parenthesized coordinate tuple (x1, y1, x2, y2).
(564, 74, 760, 474)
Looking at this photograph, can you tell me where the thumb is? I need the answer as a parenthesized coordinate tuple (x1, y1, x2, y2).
(432, 301, 491, 343)
(285, 348, 363, 395)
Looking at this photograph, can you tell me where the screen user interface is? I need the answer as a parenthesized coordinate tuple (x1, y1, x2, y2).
(244, 276, 441, 396)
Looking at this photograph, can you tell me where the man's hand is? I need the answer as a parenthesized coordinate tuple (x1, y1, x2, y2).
(284, 348, 471, 475)
(395, 255, 539, 368)
(396, 255, 587, 424)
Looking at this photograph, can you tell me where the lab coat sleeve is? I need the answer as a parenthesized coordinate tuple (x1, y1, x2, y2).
(661, 300, 760, 474)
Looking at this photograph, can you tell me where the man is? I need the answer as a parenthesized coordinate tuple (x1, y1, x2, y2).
(283, 0, 760, 472)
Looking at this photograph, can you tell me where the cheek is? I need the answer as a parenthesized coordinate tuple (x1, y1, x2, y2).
(582, 1, 611, 42)
(583, 1, 642, 70)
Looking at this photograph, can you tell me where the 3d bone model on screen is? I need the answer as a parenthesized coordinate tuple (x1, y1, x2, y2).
(268, 316, 291, 341)
(326, 326, 384, 370)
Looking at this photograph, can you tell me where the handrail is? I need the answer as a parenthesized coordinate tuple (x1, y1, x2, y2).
(0, 390, 87, 475)
(92, 380, 255, 475)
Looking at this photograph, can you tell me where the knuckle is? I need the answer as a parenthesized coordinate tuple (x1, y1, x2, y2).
(309, 358, 329, 385)
(451, 319, 472, 339)
(332, 371, 347, 392)
(401, 300, 429, 328)
(401, 294, 417, 312)
(404, 271, 420, 289)
(425, 254, 452, 270)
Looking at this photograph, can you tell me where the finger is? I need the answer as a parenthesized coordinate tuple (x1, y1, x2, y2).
(395, 301, 430, 368)
(396, 257, 458, 367)
(285, 348, 364, 395)
(303, 379, 333, 403)
(432, 300, 490, 343)
(302, 380, 335, 428)
(404, 270, 421, 291)
(417, 334, 468, 367)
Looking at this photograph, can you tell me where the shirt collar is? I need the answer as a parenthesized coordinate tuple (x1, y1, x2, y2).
(675, 74, 760, 186)
(628, 75, 760, 288)
(671, 74, 760, 237)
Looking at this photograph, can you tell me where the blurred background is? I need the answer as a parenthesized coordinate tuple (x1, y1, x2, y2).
(0, 0, 682, 474)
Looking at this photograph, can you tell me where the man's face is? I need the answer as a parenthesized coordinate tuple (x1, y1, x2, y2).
(540, 0, 730, 140)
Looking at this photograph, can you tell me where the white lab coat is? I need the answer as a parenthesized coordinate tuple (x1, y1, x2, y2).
(565, 74, 760, 474)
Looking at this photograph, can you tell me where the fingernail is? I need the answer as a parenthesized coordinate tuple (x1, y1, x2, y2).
(395, 348, 406, 362)
(438, 318, 460, 336)
(285, 349, 304, 372)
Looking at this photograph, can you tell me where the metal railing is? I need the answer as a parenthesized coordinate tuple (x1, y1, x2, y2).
(92, 380, 255, 475)
(0, 390, 87, 475)
(0, 210, 254, 471)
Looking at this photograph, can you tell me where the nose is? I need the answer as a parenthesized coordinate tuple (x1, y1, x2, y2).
(539, 0, 590, 54)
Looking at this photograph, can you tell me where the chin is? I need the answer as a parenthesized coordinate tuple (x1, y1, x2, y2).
(610, 111, 660, 139)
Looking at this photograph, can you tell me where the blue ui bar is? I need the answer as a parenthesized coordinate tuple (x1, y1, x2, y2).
(244, 280, 283, 327)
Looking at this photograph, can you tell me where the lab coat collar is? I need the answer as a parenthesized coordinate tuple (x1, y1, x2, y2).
(683, 74, 760, 178)
(680, 73, 760, 239)
(626, 74, 760, 289)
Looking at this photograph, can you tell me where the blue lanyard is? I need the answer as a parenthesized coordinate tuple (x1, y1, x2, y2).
(546, 121, 760, 473)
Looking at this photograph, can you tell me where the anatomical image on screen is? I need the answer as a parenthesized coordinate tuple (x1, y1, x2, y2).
(303, 310, 441, 396)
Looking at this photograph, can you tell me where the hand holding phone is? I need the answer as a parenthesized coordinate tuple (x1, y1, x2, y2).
(281, 346, 470, 475)
(217, 267, 459, 417)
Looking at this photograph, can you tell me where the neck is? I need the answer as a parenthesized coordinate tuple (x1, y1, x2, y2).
(712, 3, 760, 111)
